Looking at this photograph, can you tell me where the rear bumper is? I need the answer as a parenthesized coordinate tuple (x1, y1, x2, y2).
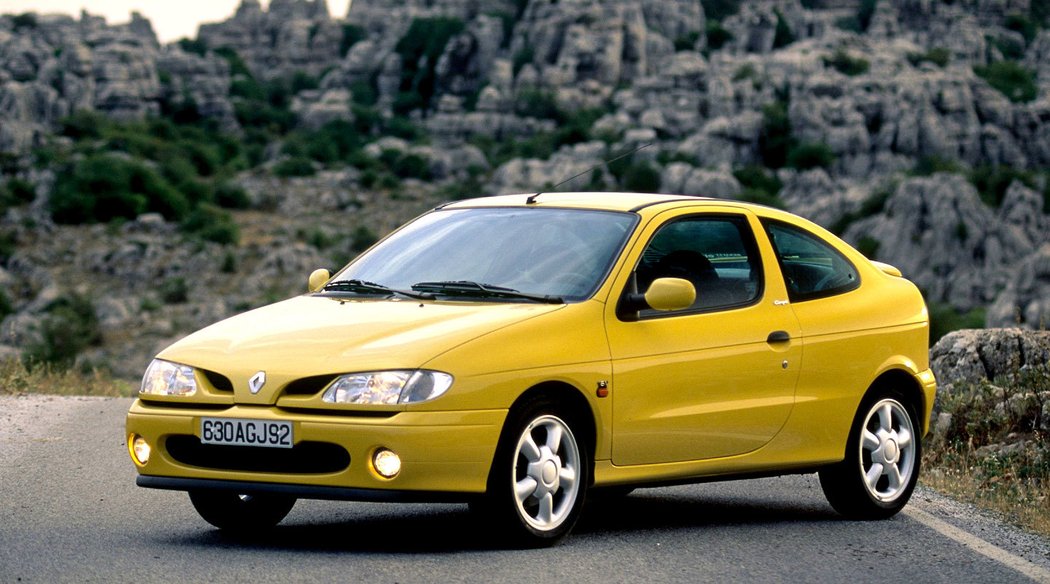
(127, 400, 506, 495)
(918, 368, 937, 435)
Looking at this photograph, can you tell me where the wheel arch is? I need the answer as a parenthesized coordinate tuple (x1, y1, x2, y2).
(493, 381, 599, 485)
(861, 368, 928, 434)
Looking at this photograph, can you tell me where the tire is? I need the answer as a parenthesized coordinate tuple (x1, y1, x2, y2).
(819, 394, 921, 519)
(188, 490, 296, 532)
(482, 397, 590, 547)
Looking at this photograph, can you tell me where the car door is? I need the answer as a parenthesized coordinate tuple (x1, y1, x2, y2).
(606, 207, 802, 465)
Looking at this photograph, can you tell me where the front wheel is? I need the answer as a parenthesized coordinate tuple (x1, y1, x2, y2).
(819, 395, 921, 519)
(482, 399, 589, 547)
(188, 491, 296, 532)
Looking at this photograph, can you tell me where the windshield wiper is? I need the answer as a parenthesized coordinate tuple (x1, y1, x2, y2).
(410, 281, 564, 304)
(322, 279, 434, 300)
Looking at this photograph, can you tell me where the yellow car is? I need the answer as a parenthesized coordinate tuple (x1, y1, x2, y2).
(127, 192, 935, 546)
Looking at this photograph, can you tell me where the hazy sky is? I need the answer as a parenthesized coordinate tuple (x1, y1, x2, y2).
(0, 0, 354, 43)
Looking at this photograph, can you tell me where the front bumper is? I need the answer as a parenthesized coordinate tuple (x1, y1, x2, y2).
(126, 399, 506, 496)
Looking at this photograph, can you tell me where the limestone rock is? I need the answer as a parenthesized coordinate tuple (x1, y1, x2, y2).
(930, 328, 1050, 387)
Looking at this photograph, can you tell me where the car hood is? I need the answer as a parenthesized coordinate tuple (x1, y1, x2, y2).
(157, 295, 565, 404)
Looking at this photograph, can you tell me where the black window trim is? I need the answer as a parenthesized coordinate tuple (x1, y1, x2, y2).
(760, 218, 862, 303)
(617, 212, 765, 322)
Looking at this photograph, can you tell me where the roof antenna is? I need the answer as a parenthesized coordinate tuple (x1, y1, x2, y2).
(526, 142, 653, 205)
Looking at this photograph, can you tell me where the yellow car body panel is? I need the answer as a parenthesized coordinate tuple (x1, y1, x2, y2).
(127, 192, 934, 507)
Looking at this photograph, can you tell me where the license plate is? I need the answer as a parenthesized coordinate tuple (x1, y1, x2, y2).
(200, 418, 293, 449)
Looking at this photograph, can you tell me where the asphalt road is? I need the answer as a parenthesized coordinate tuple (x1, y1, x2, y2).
(2, 396, 1048, 583)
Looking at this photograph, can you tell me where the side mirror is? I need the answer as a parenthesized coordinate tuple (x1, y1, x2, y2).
(620, 277, 696, 317)
(308, 268, 331, 293)
(643, 277, 696, 311)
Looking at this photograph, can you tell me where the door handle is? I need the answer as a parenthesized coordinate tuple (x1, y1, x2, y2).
(766, 330, 791, 344)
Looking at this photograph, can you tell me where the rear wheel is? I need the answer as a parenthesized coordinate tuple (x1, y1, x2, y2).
(482, 398, 589, 547)
(820, 395, 920, 519)
(188, 491, 296, 532)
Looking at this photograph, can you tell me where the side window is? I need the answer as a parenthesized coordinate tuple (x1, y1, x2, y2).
(634, 215, 762, 316)
(763, 221, 860, 301)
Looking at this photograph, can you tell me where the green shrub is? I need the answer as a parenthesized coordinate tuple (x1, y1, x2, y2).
(856, 235, 880, 259)
(907, 47, 951, 68)
(220, 250, 238, 274)
(705, 20, 733, 51)
(973, 62, 1038, 103)
(391, 153, 431, 180)
(760, 101, 792, 168)
(0, 289, 12, 322)
(514, 89, 561, 120)
(60, 110, 107, 140)
(214, 182, 251, 209)
(772, 10, 795, 49)
(350, 225, 379, 252)
(273, 157, 316, 177)
(787, 141, 834, 170)
(182, 204, 239, 245)
(513, 47, 535, 76)
(1005, 13, 1038, 44)
(856, 0, 878, 32)
(341, 24, 367, 56)
(290, 71, 319, 94)
(674, 32, 701, 52)
(176, 38, 208, 57)
(911, 155, 963, 176)
(12, 13, 38, 30)
(384, 116, 425, 141)
(50, 155, 189, 224)
(830, 184, 893, 235)
(733, 165, 782, 196)
(622, 162, 662, 193)
(23, 294, 101, 370)
(394, 17, 465, 114)
(214, 47, 252, 79)
(968, 165, 1036, 207)
(928, 302, 986, 346)
(0, 178, 35, 210)
(824, 49, 870, 76)
(159, 277, 189, 304)
(701, 0, 742, 22)
(350, 80, 378, 106)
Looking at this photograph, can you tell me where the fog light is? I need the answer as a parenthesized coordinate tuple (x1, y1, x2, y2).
(130, 435, 151, 465)
(373, 448, 401, 479)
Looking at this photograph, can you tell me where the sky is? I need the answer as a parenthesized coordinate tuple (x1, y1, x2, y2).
(0, 0, 354, 43)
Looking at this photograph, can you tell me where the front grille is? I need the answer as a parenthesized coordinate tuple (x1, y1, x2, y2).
(282, 374, 338, 397)
(166, 436, 350, 474)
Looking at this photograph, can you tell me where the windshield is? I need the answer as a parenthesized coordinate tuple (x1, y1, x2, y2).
(331, 207, 638, 302)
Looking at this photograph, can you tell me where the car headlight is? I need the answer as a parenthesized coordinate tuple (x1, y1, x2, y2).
(322, 370, 453, 405)
(140, 359, 197, 397)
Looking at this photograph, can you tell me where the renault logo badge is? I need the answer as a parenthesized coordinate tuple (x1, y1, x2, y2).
(248, 371, 267, 394)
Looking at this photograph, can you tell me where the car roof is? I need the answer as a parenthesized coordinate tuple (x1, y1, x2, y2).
(441, 192, 727, 213)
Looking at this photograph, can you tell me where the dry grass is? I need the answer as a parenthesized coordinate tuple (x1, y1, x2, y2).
(0, 359, 135, 397)
(922, 365, 1050, 537)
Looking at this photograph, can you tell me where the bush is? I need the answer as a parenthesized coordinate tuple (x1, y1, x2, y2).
(974, 62, 1038, 103)
(12, 13, 37, 31)
(0, 178, 35, 210)
(674, 32, 701, 52)
(759, 101, 792, 168)
(177, 38, 208, 57)
(214, 182, 251, 209)
(824, 49, 870, 76)
(0, 289, 12, 322)
(700, 0, 742, 22)
(341, 24, 367, 56)
(907, 47, 951, 68)
(622, 162, 662, 193)
(911, 155, 963, 176)
(350, 80, 378, 107)
(928, 302, 986, 346)
(830, 184, 893, 235)
(23, 294, 101, 370)
(772, 10, 795, 49)
(513, 47, 535, 76)
(350, 225, 379, 252)
(390, 153, 431, 180)
(182, 204, 239, 245)
(50, 155, 189, 224)
(394, 17, 465, 114)
(787, 141, 835, 170)
(1005, 13, 1038, 44)
(856, 235, 880, 260)
(968, 165, 1036, 207)
(273, 157, 316, 178)
(705, 20, 733, 51)
(159, 277, 189, 304)
(855, 0, 878, 32)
